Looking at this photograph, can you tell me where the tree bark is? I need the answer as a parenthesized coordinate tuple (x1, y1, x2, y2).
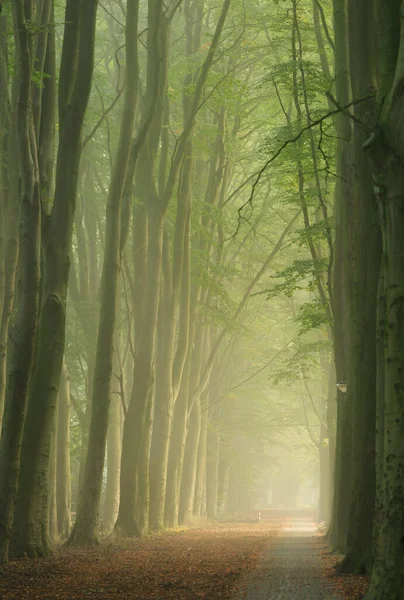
(206, 429, 220, 519)
(57, 360, 72, 539)
(363, 4, 404, 596)
(12, 0, 98, 558)
(68, 0, 139, 546)
(328, 0, 353, 553)
(194, 407, 208, 517)
(179, 397, 202, 525)
(338, 0, 380, 574)
(0, 0, 41, 564)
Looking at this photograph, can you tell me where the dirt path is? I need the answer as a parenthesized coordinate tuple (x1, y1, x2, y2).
(0, 518, 367, 599)
(236, 518, 341, 600)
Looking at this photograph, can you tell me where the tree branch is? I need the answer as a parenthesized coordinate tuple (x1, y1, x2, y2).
(235, 94, 376, 235)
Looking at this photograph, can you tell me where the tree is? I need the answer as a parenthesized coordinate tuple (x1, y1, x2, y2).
(362, 1, 404, 596)
(3, 0, 99, 560)
(68, 0, 141, 546)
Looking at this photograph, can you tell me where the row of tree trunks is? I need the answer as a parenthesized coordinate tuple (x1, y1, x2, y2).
(329, 1, 404, 595)
(116, 0, 231, 537)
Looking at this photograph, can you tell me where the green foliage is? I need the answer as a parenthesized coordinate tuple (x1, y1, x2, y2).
(272, 339, 331, 384)
(297, 298, 331, 335)
(261, 257, 329, 298)
(32, 69, 51, 89)
(294, 218, 334, 247)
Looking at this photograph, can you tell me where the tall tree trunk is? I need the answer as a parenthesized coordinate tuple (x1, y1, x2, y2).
(217, 446, 230, 517)
(328, 0, 353, 552)
(0, 0, 41, 565)
(48, 424, 58, 543)
(194, 407, 208, 517)
(206, 429, 219, 519)
(136, 383, 155, 536)
(57, 360, 71, 539)
(164, 350, 192, 528)
(338, 0, 381, 574)
(11, 0, 98, 558)
(179, 397, 202, 525)
(364, 139, 404, 600)
(115, 0, 167, 537)
(102, 395, 122, 534)
(116, 210, 164, 536)
(364, 3, 404, 596)
(68, 0, 139, 546)
(149, 283, 176, 530)
(0, 12, 17, 431)
(149, 177, 191, 530)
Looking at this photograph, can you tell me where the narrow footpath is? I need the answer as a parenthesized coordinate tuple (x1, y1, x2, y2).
(0, 515, 367, 599)
(237, 516, 341, 600)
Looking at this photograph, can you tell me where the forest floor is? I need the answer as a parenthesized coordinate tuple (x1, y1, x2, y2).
(0, 519, 368, 600)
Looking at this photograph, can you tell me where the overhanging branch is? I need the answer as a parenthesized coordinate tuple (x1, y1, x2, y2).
(235, 94, 376, 235)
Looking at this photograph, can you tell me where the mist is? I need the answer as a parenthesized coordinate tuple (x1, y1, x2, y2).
(0, 1, 402, 599)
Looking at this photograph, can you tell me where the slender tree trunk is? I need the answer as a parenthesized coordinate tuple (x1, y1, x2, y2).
(194, 407, 208, 517)
(48, 425, 58, 543)
(68, 0, 139, 546)
(164, 351, 192, 528)
(179, 397, 202, 525)
(328, 0, 353, 552)
(206, 430, 219, 519)
(149, 293, 176, 530)
(0, 12, 17, 431)
(116, 210, 164, 536)
(57, 361, 71, 539)
(318, 421, 330, 523)
(149, 180, 191, 530)
(0, 11, 7, 324)
(136, 383, 155, 536)
(102, 390, 122, 534)
(217, 447, 230, 517)
(178, 328, 210, 526)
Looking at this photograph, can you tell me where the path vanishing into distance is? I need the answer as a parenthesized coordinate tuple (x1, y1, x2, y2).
(236, 514, 342, 600)
(0, 512, 365, 599)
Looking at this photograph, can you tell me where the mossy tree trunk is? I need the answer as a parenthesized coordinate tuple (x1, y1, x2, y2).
(56, 360, 72, 539)
(11, 0, 98, 558)
(328, 0, 353, 553)
(338, 0, 381, 574)
(0, 0, 42, 565)
(0, 12, 19, 431)
(364, 1, 404, 595)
